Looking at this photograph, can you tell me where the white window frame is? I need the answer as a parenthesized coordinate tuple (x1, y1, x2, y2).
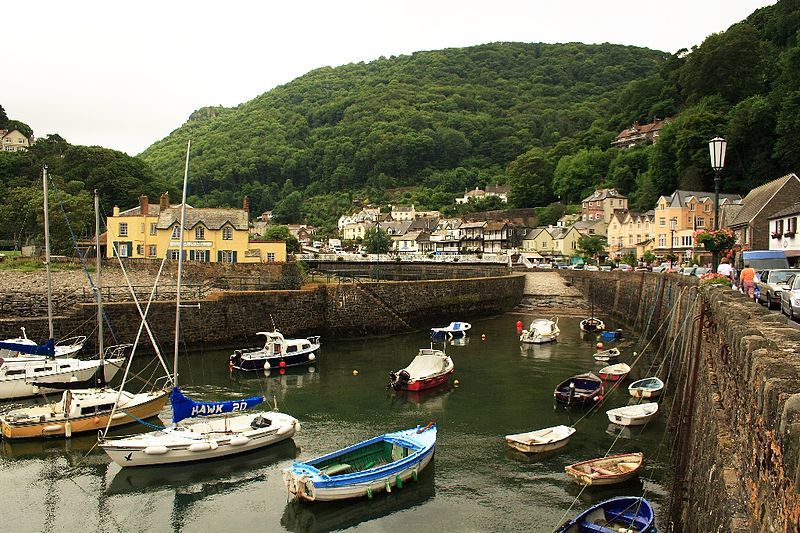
(150, 222, 157, 236)
(148, 244, 157, 257)
(220, 250, 235, 263)
(195, 226, 205, 240)
(172, 225, 181, 239)
(169, 250, 180, 261)
(222, 226, 233, 240)
(119, 222, 128, 237)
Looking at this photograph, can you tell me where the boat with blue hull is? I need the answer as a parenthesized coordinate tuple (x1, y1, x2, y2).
(229, 331, 321, 371)
(283, 423, 436, 502)
(554, 372, 604, 406)
(555, 496, 656, 532)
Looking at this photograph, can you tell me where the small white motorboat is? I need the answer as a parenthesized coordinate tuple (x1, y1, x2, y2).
(606, 403, 659, 427)
(430, 322, 471, 341)
(579, 317, 605, 333)
(520, 317, 560, 344)
(598, 363, 631, 382)
(504, 424, 576, 453)
(592, 348, 620, 362)
(628, 377, 664, 399)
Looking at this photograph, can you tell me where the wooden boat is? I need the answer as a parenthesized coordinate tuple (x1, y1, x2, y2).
(564, 452, 644, 486)
(520, 317, 560, 344)
(628, 377, 664, 399)
(430, 321, 471, 341)
(606, 403, 659, 426)
(593, 348, 620, 362)
(388, 348, 453, 391)
(579, 317, 605, 333)
(555, 496, 656, 533)
(229, 331, 321, 371)
(505, 425, 576, 453)
(554, 373, 604, 406)
(282, 423, 436, 502)
(598, 362, 631, 382)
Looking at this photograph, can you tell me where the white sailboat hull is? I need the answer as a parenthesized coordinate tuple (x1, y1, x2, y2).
(0, 358, 123, 400)
(101, 411, 299, 467)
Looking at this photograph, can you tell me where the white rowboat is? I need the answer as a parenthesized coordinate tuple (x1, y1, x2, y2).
(505, 425, 576, 453)
(606, 403, 659, 427)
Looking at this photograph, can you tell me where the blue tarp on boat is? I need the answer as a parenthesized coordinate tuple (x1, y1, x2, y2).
(169, 387, 264, 424)
(0, 338, 55, 357)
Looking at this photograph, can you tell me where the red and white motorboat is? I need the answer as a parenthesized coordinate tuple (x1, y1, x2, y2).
(388, 348, 454, 391)
(598, 362, 631, 382)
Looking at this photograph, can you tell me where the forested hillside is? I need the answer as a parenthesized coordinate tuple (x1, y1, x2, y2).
(3, 0, 800, 244)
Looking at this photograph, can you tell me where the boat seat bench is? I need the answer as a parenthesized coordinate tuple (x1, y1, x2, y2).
(320, 463, 352, 475)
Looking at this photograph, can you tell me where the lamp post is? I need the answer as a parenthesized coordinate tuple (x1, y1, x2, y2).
(709, 136, 727, 271)
(669, 218, 677, 269)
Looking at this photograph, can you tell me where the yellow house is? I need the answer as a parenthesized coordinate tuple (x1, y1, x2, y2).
(607, 210, 655, 257)
(1, 129, 34, 152)
(521, 228, 556, 256)
(108, 194, 286, 263)
(551, 226, 584, 256)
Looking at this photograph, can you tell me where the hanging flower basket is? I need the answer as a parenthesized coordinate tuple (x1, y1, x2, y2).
(694, 229, 736, 252)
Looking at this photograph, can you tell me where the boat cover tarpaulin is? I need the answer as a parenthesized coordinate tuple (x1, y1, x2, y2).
(170, 387, 264, 423)
(0, 338, 55, 357)
(405, 355, 448, 379)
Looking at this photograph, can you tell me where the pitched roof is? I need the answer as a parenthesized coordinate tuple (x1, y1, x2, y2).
(729, 173, 800, 227)
(658, 190, 742, 208)
(156, 207, 249, 230)
(460, 221, 487, 229)
(769, 201, 800, 219)
(582, 188, 627, 202)
(484, 221, 508, 231)
(119, 204, 164, 217)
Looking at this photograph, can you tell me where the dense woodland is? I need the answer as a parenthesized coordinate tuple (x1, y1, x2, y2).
(2, 0, 800, 249)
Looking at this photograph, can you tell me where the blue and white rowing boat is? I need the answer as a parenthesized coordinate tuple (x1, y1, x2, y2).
(282, 423, 437, 502)
(555, 496, 656, 532)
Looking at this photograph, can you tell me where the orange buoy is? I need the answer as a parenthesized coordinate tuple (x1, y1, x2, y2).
(596, 342, 604, 350)
(279, 361, 286, 367)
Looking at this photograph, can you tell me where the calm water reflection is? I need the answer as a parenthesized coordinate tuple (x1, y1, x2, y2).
(0, 313, 672, 532)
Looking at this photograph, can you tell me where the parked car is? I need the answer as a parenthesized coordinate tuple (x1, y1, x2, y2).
(555, 262, 569, 269)
(569, 264, 585, 270)
(651, 262, 672, 273)
(615, 264, 633, 272)
(755, 269, 800, 309)
(536, 262, 553, 269)
(584, 265, 600, 271)
(693, 267, 711, 278)
(780, 274, 800, 321)
(600, 265, 612, 272)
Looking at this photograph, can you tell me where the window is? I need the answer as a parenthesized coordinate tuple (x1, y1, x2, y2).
(171, 225, 181, 239)
(169, 250, 180, 261)
(571, 241, 577, 249)
(689, 203, 695, 211)
(140, 223, 145, 233)
(190, 250, 209, 262)
(704, 203, 711, 212)
(136, 244, 144, 256)
(658, 235, 666, 247)
(267, 252, 275, 262)
(148, 245, 157, 257)
(659, 218, 666, 227)
(195, 226, 205, 240)
(119, 223, 128, 237)
(222, 226, 233, 240)
(150, 223, 157, 236)
(696, 218, 705, 228)
(220, 250, 235, 263)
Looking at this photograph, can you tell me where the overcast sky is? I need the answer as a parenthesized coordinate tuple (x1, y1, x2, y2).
(3, 0, 775, 156)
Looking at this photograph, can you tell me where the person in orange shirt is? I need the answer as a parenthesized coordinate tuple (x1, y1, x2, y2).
(740, 263, 757, 299)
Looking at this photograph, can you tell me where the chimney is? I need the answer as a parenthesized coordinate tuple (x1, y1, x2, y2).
(140, 195, 149, 216)
(242, 195, 249, 213)
(160, 192, 169, 211)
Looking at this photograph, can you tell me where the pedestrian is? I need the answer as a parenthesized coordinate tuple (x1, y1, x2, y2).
(739, 263, 757, 299)
(717, 257, 734, 284)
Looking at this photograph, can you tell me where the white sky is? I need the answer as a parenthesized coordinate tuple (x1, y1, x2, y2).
(3, 0, 775, 156)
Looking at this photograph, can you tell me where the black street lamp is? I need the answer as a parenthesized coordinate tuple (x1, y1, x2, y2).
(669, 218, 677, 269)
(708, 136, 727, 271)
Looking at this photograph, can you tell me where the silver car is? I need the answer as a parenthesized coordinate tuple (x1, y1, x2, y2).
(755, 269, 800, 309)
(780, 274, 800, 321)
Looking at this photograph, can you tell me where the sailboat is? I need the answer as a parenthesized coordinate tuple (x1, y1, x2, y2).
(0, 190, 170, 439)
(579, 290, 605, 333)
(0, 167, 121, 400)
(99, 141, 300, 467)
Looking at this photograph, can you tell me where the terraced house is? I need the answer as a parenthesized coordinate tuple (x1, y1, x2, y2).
(107, 193, 286, 263)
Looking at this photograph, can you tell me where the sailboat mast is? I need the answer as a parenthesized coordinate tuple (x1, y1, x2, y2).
(94, 190, 104, 361)
(173, 140, 191, 388)
(42, 166, 54, 339)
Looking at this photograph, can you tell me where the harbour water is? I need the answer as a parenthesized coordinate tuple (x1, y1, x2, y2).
(0, 312, 672, 532)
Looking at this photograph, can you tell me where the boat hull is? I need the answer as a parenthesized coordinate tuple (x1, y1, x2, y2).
(399, 369, 453, 391)
(599, 372, 627, 381)
(520, 333, 558, 344)
(628, 378, 664, 399)
(231, 350, 318, 371)
(1, 391, 169, 439)
(0, 358, 123, 400)
(606, 404, 659, 426)
(505, 428, 575, 453)
(101, 413, 299, 467)
(556, 496, 655, 533)
(564, 452, 644, 486)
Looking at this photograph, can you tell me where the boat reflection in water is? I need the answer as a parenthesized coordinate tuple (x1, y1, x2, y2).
(389, 385, 452, 413)
(448, 336, 470, 347)
(0, 431, 99, 461)
(563, 476, 645, 501)
(519, 342, 556, 360)
(280, 463, 436, 533)
(106, 438, 299, 495)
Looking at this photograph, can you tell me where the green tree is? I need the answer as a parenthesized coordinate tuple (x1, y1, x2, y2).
(552, 148, 612, 203)
(642, 250, 657, 264)
(363, 226, 390, 254)
(260, 225, 300, 253)
(507, 147, 554, 208)
(577, 234, 607, 263)
(272, 191, 303, 224)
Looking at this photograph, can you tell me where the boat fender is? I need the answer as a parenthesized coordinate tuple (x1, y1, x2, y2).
(308, 353, 315, 361)
(229, 435, 249, 446)
(396, 475, 403, 489)
(209, 439, 219, 450)
(398, 370, 410, 383)
(42, 424, 63, 434)
(263, 360, 271, 370)
(65, 420, 72, 438)
(385, 479, 391, 493)
(277, 424, 293, 436)
(188, 441, 212, 452)
(144, 445, 169, 455)
(111, 412, 127, 420)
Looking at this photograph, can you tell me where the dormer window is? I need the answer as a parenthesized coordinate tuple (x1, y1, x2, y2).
(195, 226, 205, 240)
(222, 226, 233, 240)
(171, 225, 181, 239)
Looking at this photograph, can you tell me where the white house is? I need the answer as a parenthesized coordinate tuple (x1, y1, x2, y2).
(768, 202, 800, 261)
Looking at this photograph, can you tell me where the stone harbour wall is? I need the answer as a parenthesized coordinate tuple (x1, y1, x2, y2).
(562, 270, 800, 532)
(0, 274, 525, 352)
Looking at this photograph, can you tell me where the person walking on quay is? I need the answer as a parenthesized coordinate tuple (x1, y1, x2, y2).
(717, 257, 734, 285)
(739, 263, 757, 299)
